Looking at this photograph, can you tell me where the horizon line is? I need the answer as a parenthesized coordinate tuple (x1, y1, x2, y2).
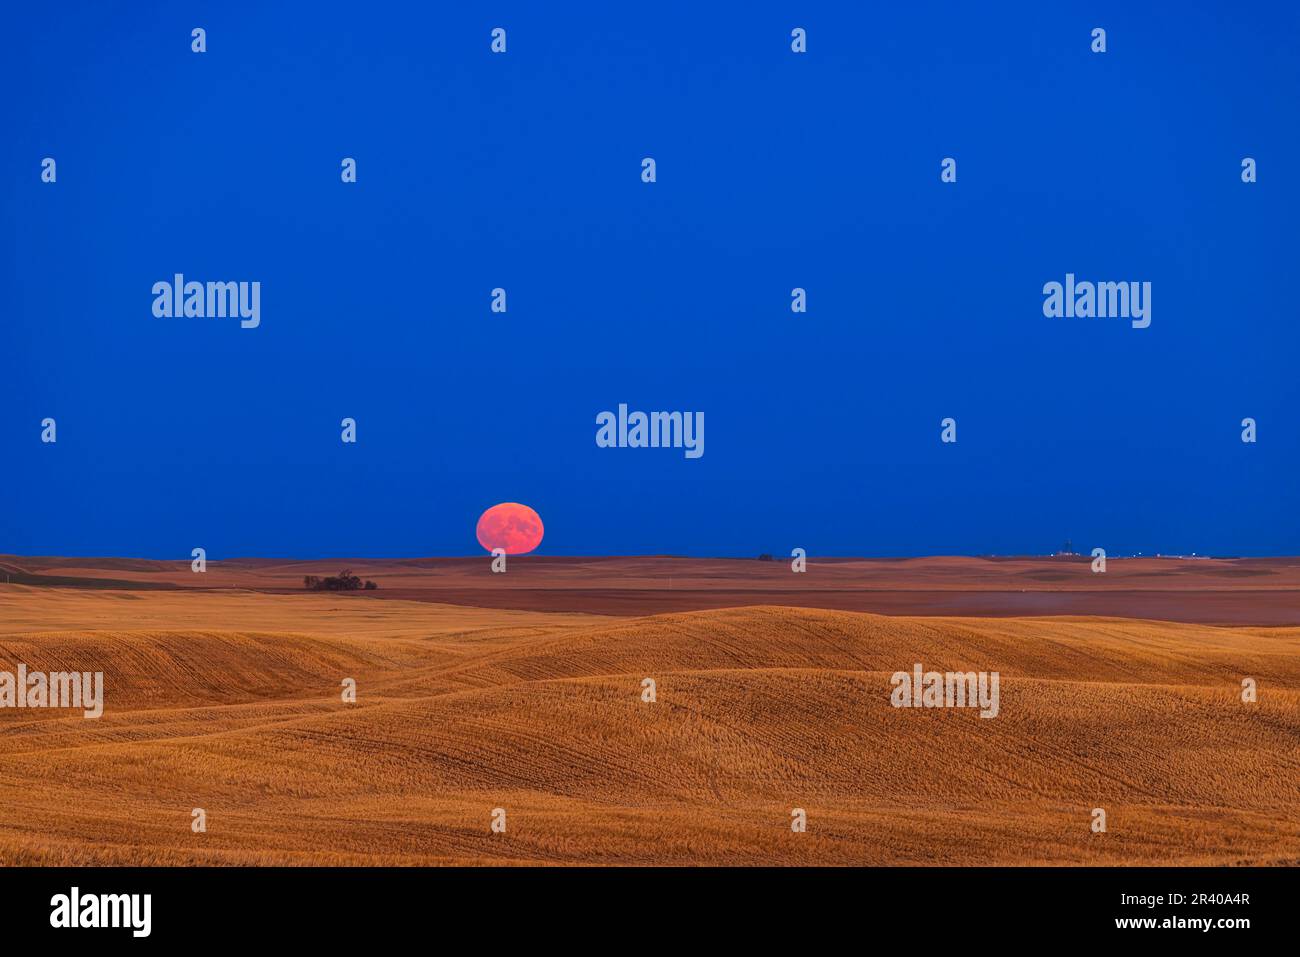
(3, 551, 1289, 563)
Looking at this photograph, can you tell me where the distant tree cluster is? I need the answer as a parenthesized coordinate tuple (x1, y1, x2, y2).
(303, 569, 377, 592)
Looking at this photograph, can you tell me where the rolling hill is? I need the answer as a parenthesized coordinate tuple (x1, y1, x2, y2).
(0, 584, 1295, 865)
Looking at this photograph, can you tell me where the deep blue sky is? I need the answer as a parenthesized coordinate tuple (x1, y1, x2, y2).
(3, 2, 1297, 558)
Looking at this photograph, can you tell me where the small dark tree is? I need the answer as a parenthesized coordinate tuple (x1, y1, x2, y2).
(304, 570, 369, 592)
(364, 580, 378, 590)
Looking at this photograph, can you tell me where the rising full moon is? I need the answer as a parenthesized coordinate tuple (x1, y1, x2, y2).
(476, 502, 544, 555)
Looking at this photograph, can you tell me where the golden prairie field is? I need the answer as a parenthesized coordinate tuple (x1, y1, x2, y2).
(0, 559, 1297, 866)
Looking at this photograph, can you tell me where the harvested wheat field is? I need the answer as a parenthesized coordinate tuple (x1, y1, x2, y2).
(6, 554, 1300, 623)
(0, 578, 1297, 866)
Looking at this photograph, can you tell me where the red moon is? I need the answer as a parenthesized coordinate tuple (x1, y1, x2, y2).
(476, 503, 544, 555)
